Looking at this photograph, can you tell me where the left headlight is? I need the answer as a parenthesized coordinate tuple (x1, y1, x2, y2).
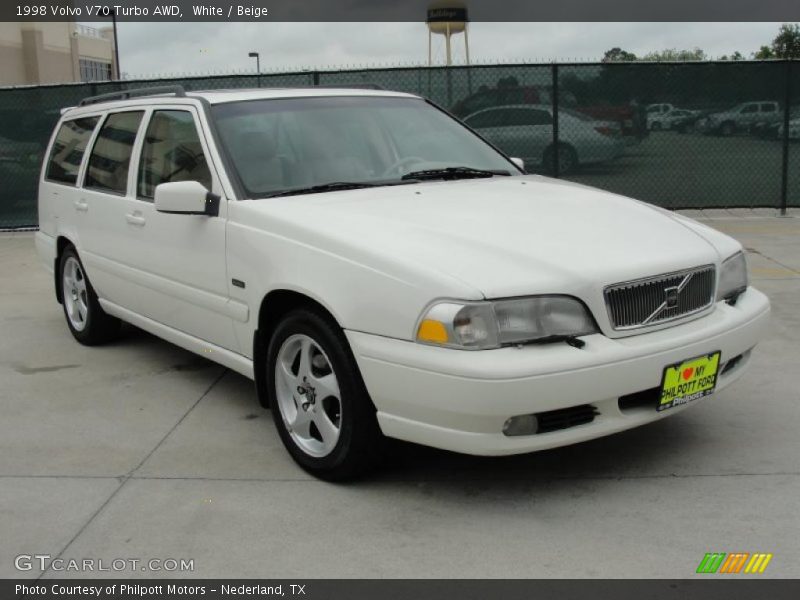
(415, 296, 598, 350)
(716, 251, 749, 303)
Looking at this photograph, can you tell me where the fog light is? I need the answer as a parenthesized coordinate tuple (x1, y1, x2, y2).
(502, 414, 539, 437)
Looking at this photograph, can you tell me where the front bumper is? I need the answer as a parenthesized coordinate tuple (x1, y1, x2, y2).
(346, 288, 770, 456)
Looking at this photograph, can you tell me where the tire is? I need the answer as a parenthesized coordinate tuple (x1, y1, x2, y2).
(543, 143, 578, 176)
(265, 308, 384, 481)
(59, 246, 121, 345)
(720, 121, 735, 137)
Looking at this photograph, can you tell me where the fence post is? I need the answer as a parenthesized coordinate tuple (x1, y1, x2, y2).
(780, 60, 792, 216)
(551, 63, 560, 178)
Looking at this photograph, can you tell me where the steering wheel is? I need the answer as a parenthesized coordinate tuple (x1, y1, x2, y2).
(381, 156, 428, 178)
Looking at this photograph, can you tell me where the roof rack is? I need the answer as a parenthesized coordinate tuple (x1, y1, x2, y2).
(79, 85, 186, 107)
(313, 83, 384, 90)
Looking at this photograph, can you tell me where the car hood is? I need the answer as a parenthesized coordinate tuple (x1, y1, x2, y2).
(245, 176, 729, 300)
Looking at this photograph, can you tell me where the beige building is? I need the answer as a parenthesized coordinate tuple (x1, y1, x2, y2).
(0, 22, 117, 87)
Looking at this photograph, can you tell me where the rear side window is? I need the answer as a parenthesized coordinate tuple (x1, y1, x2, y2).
(466, 110, 507, 129)
(85, 111, 143, 194)
(45, 117, 99, 185)
(137, 110, 212, 199)
(506, 108, 552, 126)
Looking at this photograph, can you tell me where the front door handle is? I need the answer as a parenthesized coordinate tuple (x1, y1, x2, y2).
(125, 213, 146, 227)
(73, 199, 88, 212)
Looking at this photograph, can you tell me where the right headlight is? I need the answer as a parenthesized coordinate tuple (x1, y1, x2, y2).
(716, 251, 749, 303)
(415, 296, 598, 350)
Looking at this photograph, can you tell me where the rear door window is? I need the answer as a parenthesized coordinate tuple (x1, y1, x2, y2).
(84, 111, 144, 195)
(45, 116, 99, 185)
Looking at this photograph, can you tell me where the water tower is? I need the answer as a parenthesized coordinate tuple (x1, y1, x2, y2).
(427, 1, 470, 66)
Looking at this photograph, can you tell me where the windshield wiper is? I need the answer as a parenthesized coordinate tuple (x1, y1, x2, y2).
(400, 166, 511, 181)
(264, 180, 415, 199)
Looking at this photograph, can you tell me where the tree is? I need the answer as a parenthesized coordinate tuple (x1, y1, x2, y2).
(602, 47, 637, 62)
(753, 45, 775, 59)
(720, 51, 744, 61)
(771, 23, 800, 58)
(641, 48, 707, 62)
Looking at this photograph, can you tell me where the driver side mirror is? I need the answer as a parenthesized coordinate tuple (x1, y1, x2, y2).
(154, 181, 220, 217)
(510, 157, 525, 172)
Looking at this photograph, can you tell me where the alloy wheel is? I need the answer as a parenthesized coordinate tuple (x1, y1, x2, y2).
(274, 334, 343, 458)
(62, 256, 89, 332)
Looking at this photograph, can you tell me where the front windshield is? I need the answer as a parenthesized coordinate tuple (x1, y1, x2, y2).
(211, 96, 516, 198)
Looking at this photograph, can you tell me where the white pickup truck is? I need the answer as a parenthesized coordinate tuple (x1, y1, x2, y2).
(697, 101, 781, 136)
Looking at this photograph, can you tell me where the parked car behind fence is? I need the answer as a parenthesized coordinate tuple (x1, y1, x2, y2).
(464, 105, 625, 174)
(451, 84, 648, 143)
(696, 101, 781, 136)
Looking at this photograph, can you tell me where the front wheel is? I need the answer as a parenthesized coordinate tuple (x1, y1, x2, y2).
(265, 308, 384, 480)
(59, 247, 121, 345)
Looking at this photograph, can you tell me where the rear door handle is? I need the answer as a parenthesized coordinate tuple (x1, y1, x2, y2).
(73, 199, 88, 212)
(125, 213, 146, 227)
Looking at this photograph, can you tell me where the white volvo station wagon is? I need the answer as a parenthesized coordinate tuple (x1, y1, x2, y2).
(36, 86, 770, 479)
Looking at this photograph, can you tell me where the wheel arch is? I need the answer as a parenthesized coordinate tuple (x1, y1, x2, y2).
(543, 141, 579, 171)
(54, 235, 76, 304)
(253, 289, 347, 409)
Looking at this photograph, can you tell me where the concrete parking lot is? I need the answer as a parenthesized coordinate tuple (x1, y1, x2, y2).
(1, 210, 799, 579)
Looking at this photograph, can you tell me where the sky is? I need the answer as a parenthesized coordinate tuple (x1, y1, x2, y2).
(97, 22, 786, 79)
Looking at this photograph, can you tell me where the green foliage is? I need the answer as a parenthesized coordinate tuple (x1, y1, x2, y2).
(753, 45, 775, 59)
(770, 23, 800, 59)
(602, 47, 637, 63)
(720, 51, 744, 61)
(641, 48, 707, 62)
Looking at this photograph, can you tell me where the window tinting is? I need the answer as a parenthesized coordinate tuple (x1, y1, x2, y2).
(85, 111, 143, 194)
(138, 110, 212, 199)
(45, 117, 99, 185)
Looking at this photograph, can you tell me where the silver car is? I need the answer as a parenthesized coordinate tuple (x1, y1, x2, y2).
(463, 105, 625, 174)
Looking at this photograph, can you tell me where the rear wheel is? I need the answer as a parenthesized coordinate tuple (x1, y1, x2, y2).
(265, 308, 384, 480)
(59, 247, 121, 345)
(720, 121, 736, 136)
(543, 143, 578, 176)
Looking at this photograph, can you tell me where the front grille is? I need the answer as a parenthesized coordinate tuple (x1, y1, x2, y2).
(605, 265, 715, 330)
(535, 404, 598, 434)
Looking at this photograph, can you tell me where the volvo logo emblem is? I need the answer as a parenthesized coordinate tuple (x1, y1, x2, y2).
(664, 286, 680, 308)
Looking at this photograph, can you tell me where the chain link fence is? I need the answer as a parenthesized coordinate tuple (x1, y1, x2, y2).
(1, 61, 797, 228)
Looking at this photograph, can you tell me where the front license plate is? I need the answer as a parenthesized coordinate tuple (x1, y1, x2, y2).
(658, 351, 721, 412)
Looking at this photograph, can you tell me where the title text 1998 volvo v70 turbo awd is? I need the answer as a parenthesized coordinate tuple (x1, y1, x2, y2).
(36, 86, 770, 479)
